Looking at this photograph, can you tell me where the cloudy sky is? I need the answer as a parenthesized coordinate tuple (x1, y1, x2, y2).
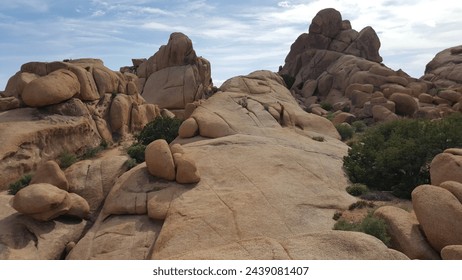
(0, 0, 461, 89)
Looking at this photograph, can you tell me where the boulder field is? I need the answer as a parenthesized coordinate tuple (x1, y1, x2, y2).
(1, 7, 462, 260)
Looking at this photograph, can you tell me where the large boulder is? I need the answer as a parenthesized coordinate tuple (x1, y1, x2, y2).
(374, 206, 439, 259)
(423, 45, 462, 88)
(441, 245, 462, 260)
(412, 185, 462, 252)
(21, 69, 80, 107)
(145, 139, 176, 181)
(0, 193, 87, 259)
(3, 71, 39, 99)
(30, 160, 69, 191)
(139, 33, 211, 110)
(430, 149, 462, 186)
(389, 93, 419, 116)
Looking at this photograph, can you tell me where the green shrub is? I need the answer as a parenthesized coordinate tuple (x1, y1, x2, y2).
(346, 183, 369, 197)
(332, 211, 342, 221)
(335, 123, 354, 141)
(124, 158, 138, 170)
(58, 151, 78, 169)
(334, 213, 390, 246)
(320, 101, 333, 111)
(136, 116, 181, 145)
(343, 113, 462, 198)
(351, 120, 367, 133)
(127, 143, 146, 163)
(348, 200, 375, 211)
(281, 74, 295, 89)
(7, 174, 33, 195)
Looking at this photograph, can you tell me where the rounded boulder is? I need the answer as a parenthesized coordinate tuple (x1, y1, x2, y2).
(145, 139, 176, 181)
(22, 69, 80, 107)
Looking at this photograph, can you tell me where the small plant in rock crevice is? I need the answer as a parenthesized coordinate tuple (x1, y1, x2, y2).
(7, 174, 33, 195)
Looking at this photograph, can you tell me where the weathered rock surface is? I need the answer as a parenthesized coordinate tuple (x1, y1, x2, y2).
(412, 185, 462, 252)
(145, 139, 176, 181)
(423, 45, 462, 88)
(374, 206, 439, 259)
(173, 153, 201, 184)
(67, 70, 374, 260)
(22, 69, 80, 107)
(30, 160, 69, 191)
(65, 155, 129, 215)
(441, 245, 462, 260)
(139, 33, 212, 110)
(0, 192, 87, 259)
(430, 149, 462, 186)
(167, 231, 407, 260)
(11, 183, 89, 221)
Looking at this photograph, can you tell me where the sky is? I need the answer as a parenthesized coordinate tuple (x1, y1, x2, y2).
(0, 0, 461, 90)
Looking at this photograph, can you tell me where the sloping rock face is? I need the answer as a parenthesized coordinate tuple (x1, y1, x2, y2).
(132, 33, 212, 113)
(423, 45, 462, 88)
(0, 58, 161, 190)
(67, 71, 405, 260)
(279, 8, 457, 122)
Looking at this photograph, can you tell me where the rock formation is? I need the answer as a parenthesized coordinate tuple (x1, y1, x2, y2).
(65, 70, 405, 260)
(279, 8, 460, 124)
(122, 32, 212, 117)
(0, 58, 161, 190)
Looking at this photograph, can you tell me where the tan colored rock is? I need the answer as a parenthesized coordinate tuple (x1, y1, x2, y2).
(439, 181, 462, 203)
(94, 116, 113, 143)
(332, 112, 356, 125)
(147, 186, 183, 220)
(350, 90, 371, 108)
(372, 105, 399, 122)
(173, 153, 200, 184)
(12, 183, 72, 221)
(130, 103, 160, 132)
(418, 93, 434, 104)
(0, 96, 21, 111)
(67, 193, 90, 219)
(430, 151, 462, 186)
(374, 206, 439, 259)
(145, 139, 176, 181)
(389, 93, 419, 116)
(0, 193, 87, 260)
(3, 71, 39, 99)
(110, 94, 131, 135)
(65, 155, 129, 215)
(345, 83, 374, 98)
(30, 160, 69, 191)
(170, 143, 184, 155)
(22, 69, 80, 107)
(21, 62, 48, 76)
(441, 245, 462, 260)
(169, 231, 407, 260)
(93, 66, 120, 95)
(424, 45, 462, 88)
(412, 185, 462, 252)
(45, 98, 89, 117)
(68, 64, 100, 101)
(438, 90, 461, 103)
(178, 117, 199, 138)
(193, 107, 233, 138)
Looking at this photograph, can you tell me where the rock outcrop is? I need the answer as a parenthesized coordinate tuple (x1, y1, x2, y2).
(0, 58, 161, 190)
(430, 148, 462, 186)
(128, 32, 212, 115)
(422, 45, 462, 88)
(66, 70, 406, 260)
(279, 8, 459, 124)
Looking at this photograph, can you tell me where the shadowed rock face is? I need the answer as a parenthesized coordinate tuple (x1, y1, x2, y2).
(423, 45, 462, 88)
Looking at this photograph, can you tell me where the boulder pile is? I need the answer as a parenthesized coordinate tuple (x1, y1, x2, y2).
(279, 8, 461, 124)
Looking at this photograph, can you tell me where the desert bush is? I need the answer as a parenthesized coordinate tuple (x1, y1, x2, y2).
(360, 191, 393, 201)
(320, 101, 333, 111)
(127, 143, 146, 163)
(335, 123, 354, 141)
(334, 212, 390, 246)
(124, 158, 138, 170)
(346, 183, 369, 197)
(348, 200, 375, 211)
(7, 174, 33, 195)
(82, 141, 108, 159)
(343, 113, 462, 198)
(351, 120, 367, 133)
(136, 116, 181, 145)
(58, 151, 78, 169)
